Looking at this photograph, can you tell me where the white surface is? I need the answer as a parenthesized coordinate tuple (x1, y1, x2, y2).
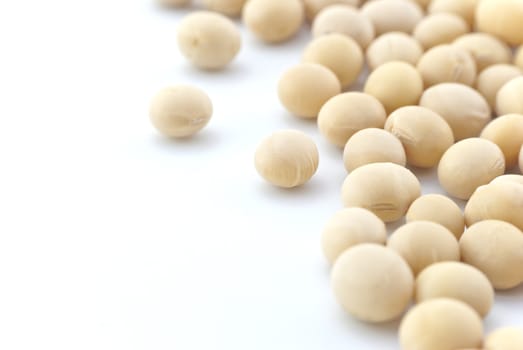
(0, 1, 521, 349)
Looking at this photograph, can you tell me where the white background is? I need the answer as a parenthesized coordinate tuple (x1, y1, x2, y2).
(0, 1, 521, 349)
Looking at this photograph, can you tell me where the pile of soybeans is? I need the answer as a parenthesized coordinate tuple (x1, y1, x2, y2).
(149, 0, 523, 349)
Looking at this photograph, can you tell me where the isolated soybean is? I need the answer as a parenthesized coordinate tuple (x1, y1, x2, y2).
(420, 83, 491, 141)
(364, 61, 423, 114)
(417, 44, 477, 87)
(278, 63, 341, 119)
(342, 162, 421, 222)
(413, 13, 469, 50)
(149, 85, 213, 138)
(343, 128, 406, 172)
(406, 194, 465, 239)
(302, 33, 363, 88)
(177, 11, 241, 70)
(254, 130, 319, 188)
(321, 208, 386, 264)
(385, 106, 454, 168)
(318, 92, 386, 147)
(415, 261, 494, 318)
(438, 138, 505, 200)
(312, 5, 374, 49)
(366, 32, 423, 71)
(460, 220, 523, 290)
(387, 221, 460, 276)
(399, 298, 483, 350)
(243, 0, 304, 43)
(331, 244, 414, 323)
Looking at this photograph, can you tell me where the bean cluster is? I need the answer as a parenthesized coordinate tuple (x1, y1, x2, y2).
(149, 0, 523, 348)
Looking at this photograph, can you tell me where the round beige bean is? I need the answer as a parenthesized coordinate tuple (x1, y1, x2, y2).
(177, 11, 241, 70)
(341, 162, 421, 222)
(388, 221, 460, 276)
(460, 220, 523, 290)
(202, 0, 246, 16)
(419, 83, 491, 141)
(485, 328, 523, 350)
(428, 0, 478, 28)
(453, 33, 512, 72)
(481, 114, 523, 168)
(303, 33, 363, 88)
(303, 0, 360, 21)
(413, 13, 469, 50)
(399, 298, 483, 350)
(364, 61, 423, 114)
(476, 64, 522, 110)
(476, 0, 523, 46)
(417, 45, 476, 88)
(361, 0, 423, 36)
(278, 63, 341, 119)
(415, 262, 494, 318)
(321, 208, 387, 264)
(243, 0, 304, 43)
(385, 106, 454, 168)
(438, 138, 505, 200)
(312, 5, 375, 49)
(491, 174, 523, 186)
(366, 32, 423, 71)
(465, 182, 523, 232)
(406, 194, 464, 239)
(318, 92, 386, 147)
(149, 86, 213, 138)
(331, 244, 414, 322)
(497, 76, 523, 116)
(254, 130, 319, 188)
(343, 128, 406, 172)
